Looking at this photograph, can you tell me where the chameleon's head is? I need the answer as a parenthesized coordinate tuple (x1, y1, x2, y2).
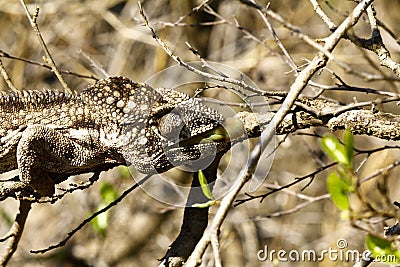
(128, 86, 230, 173)
(154, 86, 231, 168)
(82, 76, 230, 174)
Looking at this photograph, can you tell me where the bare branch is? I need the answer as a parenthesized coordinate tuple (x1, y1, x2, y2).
(138, 1, 265, 95)
(0, 59, 18, 92)
(30, 173, 152, 254)
(0, 50, 98, 80)
(185, 0, 374, 264)
(19, 0, 72, 93)
(252, 1, 298, 72)
(346, 4, 400, 77)
(254, 193, 329, 219)
(210, 232, 222, 267)
(308, 0, 337, 30)
(0, 201, 31, 266)
(358, 160, 400, 185)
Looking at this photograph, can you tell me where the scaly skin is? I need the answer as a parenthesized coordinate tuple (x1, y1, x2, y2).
(0, 76, 228, 197)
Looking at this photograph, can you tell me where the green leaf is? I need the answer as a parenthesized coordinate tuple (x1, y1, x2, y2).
(337, 165, 354, 191)
(91, 203, 108, 237)
(192, 200, 216, 208)
(119, 166, 132, 180)
(327, 171, 350, 211)
(321, 135, 351, 168)
(198, 170, 214, 200)
(193, 170, 217, 208)
(100, 182, 119, 204)
(207, 134, 226, 142)
(90, 182, 119, 237)
(343, 129, 354, 170)
(366, 234, 400, 263)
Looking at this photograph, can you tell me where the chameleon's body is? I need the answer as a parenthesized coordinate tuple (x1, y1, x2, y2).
(0, 76, 226, 197)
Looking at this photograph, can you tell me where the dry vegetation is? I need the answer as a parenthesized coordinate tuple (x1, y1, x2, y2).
(0, 0, 400, 266)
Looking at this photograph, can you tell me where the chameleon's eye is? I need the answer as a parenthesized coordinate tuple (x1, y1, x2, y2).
(158, 112, 185, 139)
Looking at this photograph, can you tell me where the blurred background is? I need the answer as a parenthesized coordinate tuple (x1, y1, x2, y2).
(0, 0, 400, 266)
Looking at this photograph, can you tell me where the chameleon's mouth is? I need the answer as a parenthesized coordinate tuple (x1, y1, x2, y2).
(176, 116, 244, 149)
(161, 125, 230, 170)
(156, 117, 242, 168)
(177, 125, 229, 148)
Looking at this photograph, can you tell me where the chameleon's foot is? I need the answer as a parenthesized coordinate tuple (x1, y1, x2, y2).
(26, 173, 56, 197)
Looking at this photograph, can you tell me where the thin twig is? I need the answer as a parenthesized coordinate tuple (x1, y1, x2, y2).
(76, 49, 109, 78)
(34, 172, 103, 204)
(30, 173, 152, 254)
(185, 1, 373, 264)
(184, 42, 250, 99)
(358, 160, 400, 185)
(138, 1, 265, 95)
(173, 0, 214, 25)
(0, 59, 18, 92)
(235, 162, 336, 206)
(308, 81, 399, 97)
(210, 232, 222, 267)
(254, 194, 329, 219)
(240, 1, 398, 82)
(203, 6, 290, 70)
(346, 4, 400, 78)
(308, 0, 337, 30)
(376, 19, 400, 46)
(19, 0, 72, 93)
(252, 0, 298, 73)
(0, 50, 98, 80)
(0, 200, 32, 266)
(185, 42, 228, 78)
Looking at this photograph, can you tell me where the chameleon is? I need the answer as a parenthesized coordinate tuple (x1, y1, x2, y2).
(0, 76, 229, 198)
